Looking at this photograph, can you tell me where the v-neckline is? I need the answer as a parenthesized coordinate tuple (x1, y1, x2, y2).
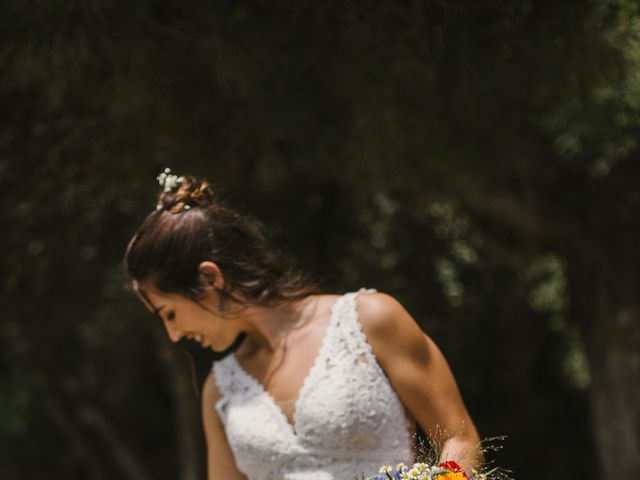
(229, 292, 347, 437)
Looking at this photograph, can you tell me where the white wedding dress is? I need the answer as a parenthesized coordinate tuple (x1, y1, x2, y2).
(213, 288, 415, 480)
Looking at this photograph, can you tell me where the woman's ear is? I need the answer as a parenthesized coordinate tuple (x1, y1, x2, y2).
(197, 261, 225, 291)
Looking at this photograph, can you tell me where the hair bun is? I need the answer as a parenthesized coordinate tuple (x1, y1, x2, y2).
(157, 175, 215, 213)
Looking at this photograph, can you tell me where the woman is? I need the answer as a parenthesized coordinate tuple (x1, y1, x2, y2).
(124, 170, 482, 480)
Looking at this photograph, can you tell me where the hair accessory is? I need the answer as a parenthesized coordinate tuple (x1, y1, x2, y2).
(156, 168, 184, 193)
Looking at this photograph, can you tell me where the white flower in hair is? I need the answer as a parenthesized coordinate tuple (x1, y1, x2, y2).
(156, 167, 184, 193)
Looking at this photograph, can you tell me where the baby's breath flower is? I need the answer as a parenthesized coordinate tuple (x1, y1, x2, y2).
(157, 167, 184, 193)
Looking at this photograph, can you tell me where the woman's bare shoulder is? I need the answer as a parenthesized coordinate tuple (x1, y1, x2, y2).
(357, 291, 423, 333)
(356, 291, 431, 362)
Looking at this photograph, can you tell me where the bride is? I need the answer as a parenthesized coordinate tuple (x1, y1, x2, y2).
(124, 170, 482, 480)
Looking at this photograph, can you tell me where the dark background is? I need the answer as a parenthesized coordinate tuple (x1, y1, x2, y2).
(2, 1, 639, 479)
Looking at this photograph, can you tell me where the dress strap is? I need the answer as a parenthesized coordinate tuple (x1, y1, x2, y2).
(343, 287, 378, 318)
(356, 287, 377, 296)
(212, 356, 235, 404)
(212, 356, 231, 391)
(326, 287, 378, 362)
(212, 354, 254, 414)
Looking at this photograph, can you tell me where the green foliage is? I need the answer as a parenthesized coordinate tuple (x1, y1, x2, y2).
(3, 0, 639, 479)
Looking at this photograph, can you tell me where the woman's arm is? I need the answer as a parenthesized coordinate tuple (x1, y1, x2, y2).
(358, 292, 483, 473)
(201, 372, 247, 480)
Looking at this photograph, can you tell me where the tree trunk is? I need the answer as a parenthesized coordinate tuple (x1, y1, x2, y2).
(570, 256, 640, 480)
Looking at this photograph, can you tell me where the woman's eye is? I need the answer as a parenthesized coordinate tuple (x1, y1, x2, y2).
(166, 311, 175, 321)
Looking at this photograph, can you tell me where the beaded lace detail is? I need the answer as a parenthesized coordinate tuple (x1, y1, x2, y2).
(213, 288, 414, 480)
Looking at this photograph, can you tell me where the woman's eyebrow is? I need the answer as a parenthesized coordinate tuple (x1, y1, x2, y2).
(150, 305, 166, 319)
(136, 288, 164, 316)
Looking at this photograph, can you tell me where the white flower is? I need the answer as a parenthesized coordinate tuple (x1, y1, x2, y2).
(412, 463, 427, 473)
(157, 167, 184, 193)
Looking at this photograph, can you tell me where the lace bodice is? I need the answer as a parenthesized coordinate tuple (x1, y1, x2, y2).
(213, 288, 415, 480)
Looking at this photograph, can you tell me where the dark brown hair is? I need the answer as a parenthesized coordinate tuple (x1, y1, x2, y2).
(124, 174, 320, 308)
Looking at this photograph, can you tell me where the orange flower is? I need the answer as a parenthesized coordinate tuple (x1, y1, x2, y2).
(437, 472, 468, 480)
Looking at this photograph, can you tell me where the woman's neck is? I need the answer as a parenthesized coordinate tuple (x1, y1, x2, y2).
(235, 295, 320, 355)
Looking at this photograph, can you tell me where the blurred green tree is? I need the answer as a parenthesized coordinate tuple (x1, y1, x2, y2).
(2, 1, 639, 479)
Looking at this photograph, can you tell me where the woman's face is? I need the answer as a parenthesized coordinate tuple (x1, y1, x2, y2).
(137, 287, 240, 351)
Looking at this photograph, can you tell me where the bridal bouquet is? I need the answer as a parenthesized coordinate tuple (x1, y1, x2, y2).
(365, 460, 486, 480)
(360, 435, 511, 480)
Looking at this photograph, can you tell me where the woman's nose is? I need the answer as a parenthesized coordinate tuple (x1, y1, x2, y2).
(163, 322, 183, 343)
